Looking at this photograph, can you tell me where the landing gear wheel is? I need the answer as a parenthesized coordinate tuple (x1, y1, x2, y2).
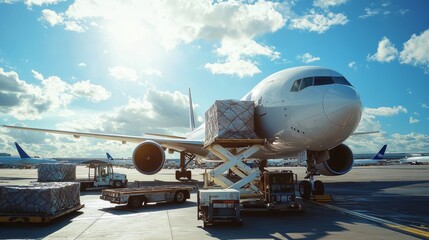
(313, 180, 325, 195)
(299, 180, 311, 199)
(174, 191, 186, 203)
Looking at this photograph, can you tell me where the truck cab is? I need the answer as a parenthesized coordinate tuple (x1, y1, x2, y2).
(79, 160, 128, 191)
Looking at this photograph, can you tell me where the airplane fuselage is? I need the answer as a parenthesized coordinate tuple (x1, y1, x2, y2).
(187, 66, 362, 159)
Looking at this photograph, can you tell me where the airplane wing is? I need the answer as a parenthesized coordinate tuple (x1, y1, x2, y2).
(2, 125, 204, 153)
(351, 131, 379, 136)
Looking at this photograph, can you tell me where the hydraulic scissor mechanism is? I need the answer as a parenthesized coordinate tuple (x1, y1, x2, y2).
(175, 151, 195, 181)
(203, 139, 265, 195)
(299, 150, 325, 199)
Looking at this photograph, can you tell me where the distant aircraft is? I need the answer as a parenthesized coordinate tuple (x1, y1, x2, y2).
(353, 145, 387, 166)
(4, 66, 368, 198)
(106, 153, 133, 167)
(401, 155, 429, 165)
(0, 142, 57, 166)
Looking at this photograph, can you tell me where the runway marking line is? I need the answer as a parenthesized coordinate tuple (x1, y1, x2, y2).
(306, 200, 429, 239)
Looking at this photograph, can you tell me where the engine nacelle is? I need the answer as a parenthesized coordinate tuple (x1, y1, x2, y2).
(132, 140, 166, 175)
(316, 144, 354, 176)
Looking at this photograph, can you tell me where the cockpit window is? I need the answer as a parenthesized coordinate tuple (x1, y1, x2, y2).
(314, 77, 334, 86)
(290, 76, 352, 92)
(333, 77, 352, 86)
(290, 79, 301, 92)
(300, 77, 313, 91)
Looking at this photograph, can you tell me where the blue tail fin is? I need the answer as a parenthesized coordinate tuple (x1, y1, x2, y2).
(106, 153, 114, 160)
(14, 142, 31, 159)
(372, 145, 387, 160)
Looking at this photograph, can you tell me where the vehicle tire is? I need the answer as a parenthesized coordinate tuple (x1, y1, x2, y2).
(174, 191, 186, 203)
(313, 180, 324, 195)
(299, 180, 311, 199)
(127, 196, 143, 208)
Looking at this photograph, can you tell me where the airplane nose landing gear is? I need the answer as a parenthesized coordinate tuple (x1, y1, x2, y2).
(299, 151, 325, 199)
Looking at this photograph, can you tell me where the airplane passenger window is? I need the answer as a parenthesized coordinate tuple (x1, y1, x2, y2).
(333, 77, 352, 86)
(290, 79, 301, 92)
(314, 77, 334, 86)
(300, 77, 313, 90)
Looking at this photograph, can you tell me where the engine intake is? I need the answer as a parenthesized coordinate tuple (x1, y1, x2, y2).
(316, 144, 354, 176)
(132, 140, 165, 175)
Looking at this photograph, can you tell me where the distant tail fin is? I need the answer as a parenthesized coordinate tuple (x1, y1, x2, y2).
(372, 145, 387, 160)
(188, 88, 195, 132)
(106, 153, 114, 160)
(14, 142, 31, 159)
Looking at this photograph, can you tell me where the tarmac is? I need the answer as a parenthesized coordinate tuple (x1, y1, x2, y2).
(0, 165, 428, 239)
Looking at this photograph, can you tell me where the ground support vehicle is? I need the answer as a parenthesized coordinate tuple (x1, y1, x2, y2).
(0, 204, 84, 223)
(197, 189, 241, 227)
(78, 160, 128, 191)
(100, 185, 194, 208)
(241, 170, 303, 212)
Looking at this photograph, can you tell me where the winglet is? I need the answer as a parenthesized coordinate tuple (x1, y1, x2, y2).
(106, 153, 114, 160)
(188, 88, 196, 132)
(14, 142, 31, 159)
(372, 145, 387, 160)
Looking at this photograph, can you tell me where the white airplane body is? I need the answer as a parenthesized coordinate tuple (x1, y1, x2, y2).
(353, 145, 387, 166)
(3, 66, 363, 179)
(0, 142, 57, 166)
(106, 153, 133, 167)
(401, 156, 429, 165)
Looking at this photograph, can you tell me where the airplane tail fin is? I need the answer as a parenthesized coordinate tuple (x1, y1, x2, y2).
(106, 153, 114, 160)
(188, 88, 196, 132)
(14, 142, 31, 159)
(372, 145, 387, 160)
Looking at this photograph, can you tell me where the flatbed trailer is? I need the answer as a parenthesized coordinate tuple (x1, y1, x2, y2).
(0, 204, 84, 223)
(100, 185, 195, 208)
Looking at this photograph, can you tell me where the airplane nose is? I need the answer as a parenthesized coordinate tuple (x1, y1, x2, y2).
(323, 86, 362, 127)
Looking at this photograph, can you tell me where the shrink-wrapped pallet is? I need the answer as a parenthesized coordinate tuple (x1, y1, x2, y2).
(0, 182, 80, 214)
(205, 100, 258, 145)
(38, 163, 76, 182)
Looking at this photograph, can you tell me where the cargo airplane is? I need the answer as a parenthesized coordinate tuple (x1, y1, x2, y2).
(0, 142, 57, 166)
(3, 66, 365, 198)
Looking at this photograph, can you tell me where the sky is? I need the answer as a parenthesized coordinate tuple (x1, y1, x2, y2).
(0, 0, 428, 158)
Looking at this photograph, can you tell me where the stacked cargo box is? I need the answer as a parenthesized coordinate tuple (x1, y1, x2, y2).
(38, 163, 76, 182)
(205, 100, 258, 145)
(0, 182, 80, 215)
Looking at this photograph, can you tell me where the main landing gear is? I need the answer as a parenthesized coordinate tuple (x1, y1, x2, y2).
(299, 151, 325, 199)
(175, 152, 195, 181)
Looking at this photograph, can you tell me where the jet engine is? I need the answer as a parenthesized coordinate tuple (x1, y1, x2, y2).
(316, 143, 354, 176)
(132, 140, 166, 175)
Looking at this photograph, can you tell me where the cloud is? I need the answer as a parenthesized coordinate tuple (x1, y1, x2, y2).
(39, 9, 63, 26)
(71, 80, 111, 102)
(364, 105, 407, 116)
(204, 58, 261, 78)
(297, 53, 320, 63)
(399, 29, 429, 73)
(289, 9, 348, 34)
(25, 0, 64, 8)
(205, 38, 280, 77)
(359, 8, 379, 19)
(348, 61, 357, 70)
(35, 1, 288, 78)
(108, 66, 138, 82)
(409, 117, 419, 124)
(422, 103, 429, 109)
(0, 68, 110, 120)
(367, 36, 398, 63)
(313, 0, 348, 9)
(78, 62, 86, 67)
(142, 68, 162, 78)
